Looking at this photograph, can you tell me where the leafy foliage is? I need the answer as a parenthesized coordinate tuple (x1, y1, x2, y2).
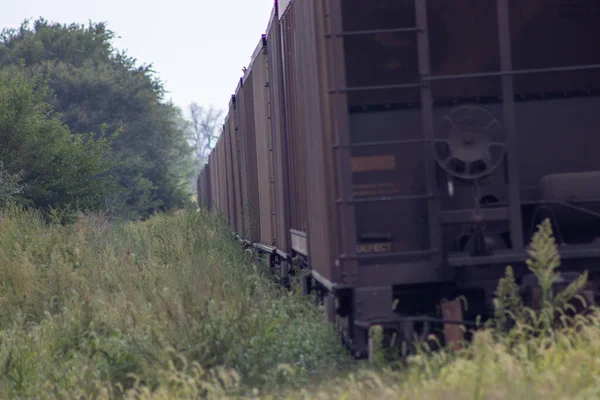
(0, 19, 195, 219)
(493, 219, 589, 337)
(0, 66, 116, 215)
(493, 266, 524, 333)
(0, 161, 25, 206)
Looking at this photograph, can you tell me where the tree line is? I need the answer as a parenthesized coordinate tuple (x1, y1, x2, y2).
(0, 18, 222, 221)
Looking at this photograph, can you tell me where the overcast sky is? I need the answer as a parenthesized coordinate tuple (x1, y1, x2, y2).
(1, 0, 275, 117)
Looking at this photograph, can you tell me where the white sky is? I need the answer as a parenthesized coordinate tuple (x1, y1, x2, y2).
(1, 0, 275, 117)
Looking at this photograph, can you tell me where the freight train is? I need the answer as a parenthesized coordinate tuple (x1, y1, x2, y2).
(197, 0, 600, 359)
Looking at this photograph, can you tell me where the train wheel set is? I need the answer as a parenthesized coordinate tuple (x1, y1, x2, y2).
(197, 0, 600, 360)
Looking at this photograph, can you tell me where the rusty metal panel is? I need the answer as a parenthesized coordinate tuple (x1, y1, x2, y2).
(441, 298, 464, 350)
(327, 0, 361, 287)
(516, 100, 600, 187)
(280, 0, 340, 282)
(225, 114, 241, 234)
(228, 96, 244, 236)
(221, 135, 229, 222)
(208, 154, 215, 212)
(211, 138, 219, 214)
(236, 81, 250, 238)
(280, 2, 308, 241)
(212, 136, 222, 215)
(236, 72, 262, 243)
(509, 0, 600, 94)
(427, 0, 502, 102)
(267, 6, 293, 254)
(218, 134, 228, 224)
(243, 72, 261, 243)
(218, 134, 228, 221)
(251, 36, 276, 247)
(223, 119, 236, 229)
(204, 164, 212, 212)
(341, 0, 420, 108)
(322, 0, 448, 287)
(348, 109, 431, 257)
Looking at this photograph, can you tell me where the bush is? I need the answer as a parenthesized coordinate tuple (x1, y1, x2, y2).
(0, 66, 117, 216)
(492, 218, 590, 339)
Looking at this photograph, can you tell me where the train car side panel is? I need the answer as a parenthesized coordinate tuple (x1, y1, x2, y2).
(213, 136, 223, 216)
(252, 37, 276, 248)
(204, 164, 212, 212)
(293, 0, 340, 282)
(223, 118, 236, 229)
(228, 96, 244, 236)
(236, 80, 250, 239)
(280, 2, 309, 254)
(267, 4, 293, 255)
(208, 153, 215, 213)
(219, 134, 229, 222)
(242, 72, 262, 243)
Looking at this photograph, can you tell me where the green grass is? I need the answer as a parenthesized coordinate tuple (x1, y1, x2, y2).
(0, 205, 350, 399)
(1, 205, 599, 399)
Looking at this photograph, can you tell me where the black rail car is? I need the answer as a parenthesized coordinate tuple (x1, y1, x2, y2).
(197, 0, 600, 359)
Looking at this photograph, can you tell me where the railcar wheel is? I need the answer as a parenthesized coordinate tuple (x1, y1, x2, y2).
(324, 292, 336, 323)
(279, 260, 290, 288)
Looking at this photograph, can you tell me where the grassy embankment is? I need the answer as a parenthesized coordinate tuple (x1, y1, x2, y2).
(0, 205, 350, 398)
(0, 205, 599, 399)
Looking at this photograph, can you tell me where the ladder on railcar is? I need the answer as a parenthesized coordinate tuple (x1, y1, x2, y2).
(322, 0, 533, 279)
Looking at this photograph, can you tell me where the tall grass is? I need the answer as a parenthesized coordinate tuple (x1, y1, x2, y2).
(1, 204, 599, 399)
(0, 205, 350, 399)
(268, 218, 600, 400)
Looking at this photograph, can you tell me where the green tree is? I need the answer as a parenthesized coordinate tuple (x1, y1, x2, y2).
(0, 66, 116, 214)
(0, 18, 195, 219)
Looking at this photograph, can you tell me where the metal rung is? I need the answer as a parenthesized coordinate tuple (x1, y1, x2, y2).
(329, 82, 421, 93)
(441, 207, 509, 224)
(447, 243, 600, 267)
(333, 138, 430, 149)
(347, 248, 440, 260)
(337, 193, 433, 204)
(354, 316, 478, 329)
(425, 64, 600, 82)
(331, 27, 420, 37)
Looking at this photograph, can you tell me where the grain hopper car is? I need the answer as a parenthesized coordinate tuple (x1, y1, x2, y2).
(197, 0, 600, 358)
